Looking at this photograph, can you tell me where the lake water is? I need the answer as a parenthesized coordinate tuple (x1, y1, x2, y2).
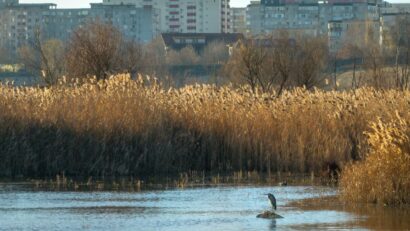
(0, 184, 408, 230)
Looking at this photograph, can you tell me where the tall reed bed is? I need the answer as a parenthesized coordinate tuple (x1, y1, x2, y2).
(0, 75, 409, 179)
(340, 114, 410, 205)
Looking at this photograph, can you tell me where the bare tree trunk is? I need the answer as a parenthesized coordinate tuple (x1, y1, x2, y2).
(333, 56, 338, 90)
(352, 57, 357, 90)
(276, 77, 287, 97)
(33, 29, 55, 85)
(396, 47, 400, 89)
(404, 47, 410, 90)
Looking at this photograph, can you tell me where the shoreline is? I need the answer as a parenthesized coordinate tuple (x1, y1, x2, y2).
(0, 173, 336, 192)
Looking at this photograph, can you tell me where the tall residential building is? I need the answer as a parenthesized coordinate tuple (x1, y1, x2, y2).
(42, 4, 154, 43)
(89, 4, 154, 43)
(0, 3, 57, 50)
(246, 1, 263, 35)
(0, 1, 155, 53)
(230, 7, 246, 33)
(0, 0, 18, 8)
(380, 3, 410, 46)
(246, 0, 382, 51)
(102, 0, 231, 33)
(381, 3, 410, 14)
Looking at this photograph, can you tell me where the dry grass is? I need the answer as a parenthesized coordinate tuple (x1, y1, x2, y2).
(340, 114, 410, 205)
(0, 74, 409, 181)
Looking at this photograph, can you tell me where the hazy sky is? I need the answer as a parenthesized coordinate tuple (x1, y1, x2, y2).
(19, 0, 410, 8)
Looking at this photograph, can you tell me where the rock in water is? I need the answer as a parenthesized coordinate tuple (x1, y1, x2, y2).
(256, 211, 284, 219)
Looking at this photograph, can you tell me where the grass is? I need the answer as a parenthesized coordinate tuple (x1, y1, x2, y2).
(0, 74, 409, 187)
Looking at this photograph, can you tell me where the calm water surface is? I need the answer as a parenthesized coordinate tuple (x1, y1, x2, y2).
(0, 185, 400, 230)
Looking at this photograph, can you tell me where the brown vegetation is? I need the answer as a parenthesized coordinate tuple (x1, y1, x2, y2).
(341, 114, 410, 205)
(1, 75, 409, 180)
(66, 21, 131, 80)
(224, 32, 328, 95)
(18, 29, 65, 85)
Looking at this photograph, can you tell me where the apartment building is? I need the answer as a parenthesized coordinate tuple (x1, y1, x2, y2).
(230, 7, 247, 33)
(246, 1, 320, 36)
(379, 4, 410, 47)
(102, 0, 231, 33)
(246, 0, 382, 51)
(0, 1, 155, 53)
(89, 4, 154, 42)
(0, 3, 56, 50)
(246, 1, 263, 35)
(381, 3, 410, 14)
(0, 0, 17, 7)
(41, 4, 154, 43)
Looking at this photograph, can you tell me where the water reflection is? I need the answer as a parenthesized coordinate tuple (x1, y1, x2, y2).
(269, 219, 277, 230)
(344, 203, 410, 230)
(290, 195, 410, 230)
(0, 185, 407, 230)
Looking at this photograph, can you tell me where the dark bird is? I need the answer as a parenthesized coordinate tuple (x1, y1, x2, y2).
(266, 193, 277, 210)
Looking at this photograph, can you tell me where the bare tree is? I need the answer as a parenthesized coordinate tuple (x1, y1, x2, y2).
(342, 22, 390, 89)
(293, 36, 328, 89)
(199, 41, 229, 86)
(224, 33, 300, 95)
(18, 29, 65, 85)
(179, 46, 199, 65)
(201, 41, 229, 65)
(390, 15, 410, 90)
(268, 32, 298, 95)
(339, 43, 364, 89)
(144, 36, 168, 78)
(65, 21, 123, 80)
(225, 32, 328, 94)
(362, 31, 387, 89)
(233, 40, 267, 92)
(118, 39, 144, 78)
(166, 45, 199, 66)
(165, 49, 180, 66)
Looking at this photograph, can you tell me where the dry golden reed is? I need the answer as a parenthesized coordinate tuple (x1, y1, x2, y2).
(0, 74, 409, 181)
(340, 113, 410, 205)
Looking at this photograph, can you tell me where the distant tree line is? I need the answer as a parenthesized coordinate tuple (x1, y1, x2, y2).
(223, 30, 328, 95)
(9, 15, 410, 90)
(15, 20, 230, 86)
(332, 16, 410, 90)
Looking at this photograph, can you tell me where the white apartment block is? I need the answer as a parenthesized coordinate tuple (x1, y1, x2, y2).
(381, 3, 410, 14)
(0, 2, 154, 52)
(102, 0, 230, 34)
(230, 7, 246, 33)
(246, 0, 383, 52)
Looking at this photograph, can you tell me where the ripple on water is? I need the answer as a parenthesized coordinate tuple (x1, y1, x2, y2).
(0, 185, 404, 231)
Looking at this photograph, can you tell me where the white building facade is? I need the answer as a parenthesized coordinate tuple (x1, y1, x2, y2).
(230, 7, 246, 33)
(0, 2, 155, 53)
(102, 0, 230, 33)
(246, 0, 383, 52)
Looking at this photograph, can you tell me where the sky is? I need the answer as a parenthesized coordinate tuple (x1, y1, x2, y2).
(19, 0, 410, 8)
